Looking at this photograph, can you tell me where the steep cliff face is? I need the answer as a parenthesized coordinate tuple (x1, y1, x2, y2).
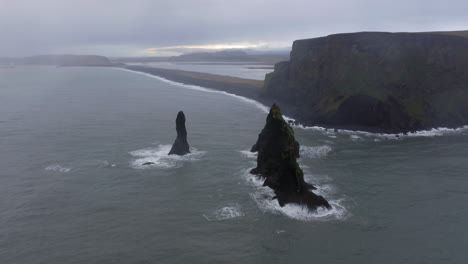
(262, 32, 468, 132)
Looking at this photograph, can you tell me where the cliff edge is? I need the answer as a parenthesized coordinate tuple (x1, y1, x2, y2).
(262, 31, 468, 132)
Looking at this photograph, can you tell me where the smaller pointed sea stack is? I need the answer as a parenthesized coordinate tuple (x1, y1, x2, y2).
(168, 111, 190, 155)
(250, 104, 331, 210)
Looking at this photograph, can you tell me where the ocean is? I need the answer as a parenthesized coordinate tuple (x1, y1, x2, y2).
(1, 66, 467, 263)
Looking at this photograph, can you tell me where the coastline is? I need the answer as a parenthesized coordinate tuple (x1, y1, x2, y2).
(117, 65, 468, 135)
(122, 65, 265, 100)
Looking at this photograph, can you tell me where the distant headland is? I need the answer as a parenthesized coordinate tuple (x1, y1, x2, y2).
(0, 55, 122, 67)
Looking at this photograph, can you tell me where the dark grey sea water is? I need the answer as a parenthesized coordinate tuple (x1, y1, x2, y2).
(1, 66, 467, 264)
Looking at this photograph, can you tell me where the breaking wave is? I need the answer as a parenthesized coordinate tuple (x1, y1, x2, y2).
(45, 164, 71, 173)
(299, 145, 332, 158)
(76, 159, 117, 168)
(239, 149, 257, 159)
(203, 204, 245, 221)
(130, 144, 206, 169)
(292, 123, 468, 140)
(240, 168, 348, 221)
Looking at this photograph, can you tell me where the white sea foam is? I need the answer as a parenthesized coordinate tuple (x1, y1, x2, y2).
(344, 126, 468, 140)
(396, 126, 468, 137)
(129, 144, 206, 169)
(299, 145, 332, 158)
(243, 145, 332, 161)
(45, 164, 71, 173)
(78, 159, 116, 168)
(350, 135, 362, 141)
(312, 183, 336, 196)
(295, 123, 468, 140)
(241, 168, 348, 221)
(203, 204, 244, 221)
(249, 185, 348, 221)
(239, 150, 257, 159)
(302, 169, 333, 184)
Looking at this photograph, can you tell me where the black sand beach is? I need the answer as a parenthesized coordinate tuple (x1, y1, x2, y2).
(123, 65, 264, 100)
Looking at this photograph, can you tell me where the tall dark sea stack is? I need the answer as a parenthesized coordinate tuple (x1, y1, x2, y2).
(168, 111, 190, 155)
(250, 104, 331, 210)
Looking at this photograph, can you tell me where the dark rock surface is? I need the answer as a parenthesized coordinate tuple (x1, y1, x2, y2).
(262, 31, 468, 133)
(250, 104, 331, 210)
(168, 111, 190, 155)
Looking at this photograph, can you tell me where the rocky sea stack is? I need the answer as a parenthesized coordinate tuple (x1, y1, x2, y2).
(250, 104, 331, 210)
(168, 111, 190, 155)
(262, 31, 468, 133)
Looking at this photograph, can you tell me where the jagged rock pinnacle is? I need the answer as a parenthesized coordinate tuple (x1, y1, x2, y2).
(250, 104, 331, 210)
(168, 111, 190, 155)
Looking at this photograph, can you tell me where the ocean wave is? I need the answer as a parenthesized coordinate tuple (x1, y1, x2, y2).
(115, 68, 269, 114)
(299, 145, 332, 158)
(130, 144, 206, 169)
(339, 126, 468, 139)
(76, 159, 117, 168)
(203, 204, 245, 221)
(45, 164, 71, 173)
(241, 169, 348, 221)
(293, 123, 468, 139)
(242, 146, 333, 161)
(239, 149, 257, 159)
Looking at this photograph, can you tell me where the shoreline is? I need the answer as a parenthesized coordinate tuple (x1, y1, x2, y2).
(118, 65, 468, 135)
(122, 65, 266, 101)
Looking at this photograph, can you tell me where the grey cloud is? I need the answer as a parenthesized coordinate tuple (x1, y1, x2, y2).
(0, 0, 467, 56)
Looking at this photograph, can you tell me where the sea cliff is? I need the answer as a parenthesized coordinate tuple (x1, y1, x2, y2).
(262, 32, 468, 132)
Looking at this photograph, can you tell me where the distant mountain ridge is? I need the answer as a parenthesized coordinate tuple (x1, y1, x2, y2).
(0, 55, 120, 66)
(113, 49, 289, 64)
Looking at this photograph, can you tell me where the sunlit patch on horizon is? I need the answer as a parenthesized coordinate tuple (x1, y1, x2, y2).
(142, 42, 269, 55)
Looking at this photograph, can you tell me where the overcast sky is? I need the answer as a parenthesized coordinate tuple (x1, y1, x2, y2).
(1, 0, 467, 57)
